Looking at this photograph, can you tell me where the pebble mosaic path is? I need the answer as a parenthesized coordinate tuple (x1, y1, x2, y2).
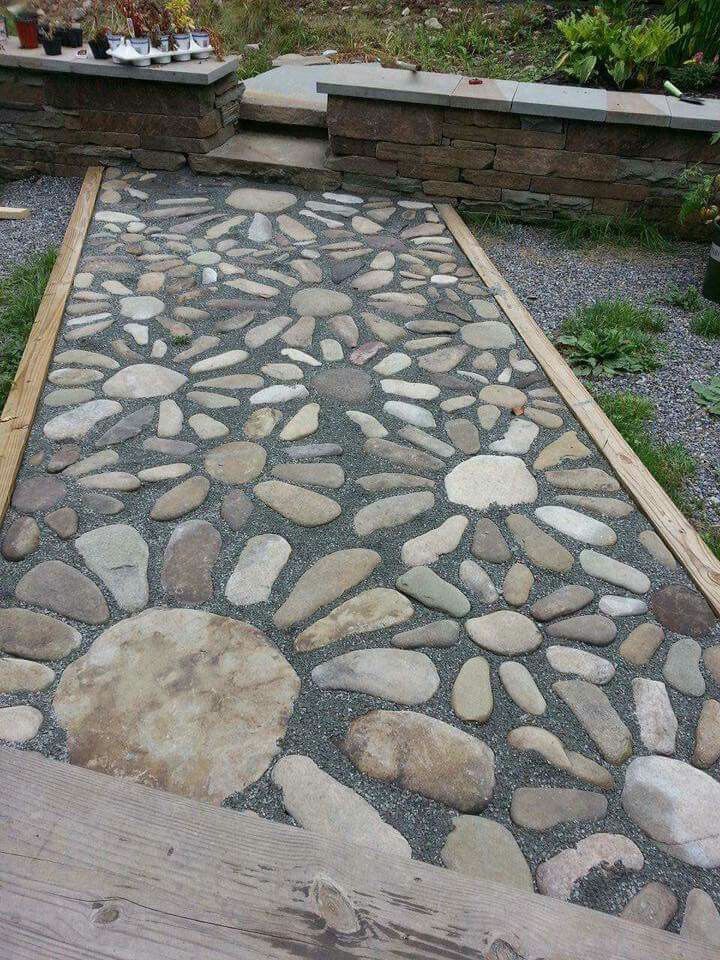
(1, 165, 719, 941)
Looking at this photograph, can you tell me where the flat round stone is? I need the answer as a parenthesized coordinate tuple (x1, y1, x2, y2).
(295, 588, 413, 652)
(466, 611, 542, 655)
(553, 679, 633, 765)
(0, 657, 55, 692)
(313, 367, 372, 403)
(396, 566, 470, 617)
(11, 476, 66, 513)
(535, 505, 616, 547)
(1, 516, 40, 561)
(445, 455, 537, 511)
(162, 520, 222, 605)
(225, 534, 291, 606)
(53, 609, 300, 803)
(75, 523, 149, 612)
(150, 476, 210, 521)
(619, 622, 665, 666)
(579, 549, 650, 594)
(498, 662, 546, 715)
(461, 321, 515, 349)
(354, 492, 434, 536)
(204, 441, 266, 484)
(0, 705, 43, 742)
(119, 296, 165, 320)
(663, 638, 705, 696)
(546, 614, 617, 646)
(547, 646, 615, 684)
(103, 364, 187, 399)
(220, 490, 253, 531)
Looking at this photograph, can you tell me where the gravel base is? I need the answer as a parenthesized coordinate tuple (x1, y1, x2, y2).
(480, 223, 720, 528)
(0, 175, 82, 280)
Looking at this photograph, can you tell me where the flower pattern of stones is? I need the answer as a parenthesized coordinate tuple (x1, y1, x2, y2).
(0, 166, 719, 938)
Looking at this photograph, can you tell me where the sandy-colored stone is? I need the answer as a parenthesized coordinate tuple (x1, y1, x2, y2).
(341, 710, 495, 812)
(312, 648, 439, 705)
(441, 816, 532, 891)
(54, 609, 300, 802)
(536, 833, 643, 900)
(466, 611, 542, 656)
(452, 657, 493, 722)
(295, 588, 413, 652)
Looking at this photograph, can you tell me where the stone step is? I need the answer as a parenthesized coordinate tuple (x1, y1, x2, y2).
(237, 90, 327, 129)
(189, 129, 340, 189)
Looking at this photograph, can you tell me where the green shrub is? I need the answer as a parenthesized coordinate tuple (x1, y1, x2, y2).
(668, 56, 719, 92)
(556, 9, 681, 88)
(678, 165, 720, 225)
(691, 307, 720, 337)
(665, 0, 720, 60)
(654, 282, 702, 310)
(553, 213, 668, 251)
(556, 298, 665, 377)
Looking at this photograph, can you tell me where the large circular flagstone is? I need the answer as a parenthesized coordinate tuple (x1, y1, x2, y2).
(445, 455, 538, 511)
(53, 609, 300, 803)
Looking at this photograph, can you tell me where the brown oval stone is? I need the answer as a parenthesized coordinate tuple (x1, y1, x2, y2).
(650, 585, 715, 638)
(204, 441, 266, 485)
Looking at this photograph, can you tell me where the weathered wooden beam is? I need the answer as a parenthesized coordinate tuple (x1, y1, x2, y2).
(0, 748, 714, 960)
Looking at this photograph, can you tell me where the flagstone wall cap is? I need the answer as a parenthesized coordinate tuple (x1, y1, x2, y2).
(0, 36, 239, 85)
(318, 65, 720, 132)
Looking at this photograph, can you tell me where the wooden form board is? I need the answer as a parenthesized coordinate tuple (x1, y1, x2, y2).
(0, 746, 714, 960)
(439, 203, 720, 618)
(0, 207, 29, 220)
(0, 166, 102, 526)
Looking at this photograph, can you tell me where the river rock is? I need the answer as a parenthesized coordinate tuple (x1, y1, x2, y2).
(510, 787, 607, 831)
(547, 646, 615, 684)
(650, 585, 715, 637)
(103, 364, 187, 399)
(341, 710, 495, 812)
(75, 524, 149, 612)
(546, 614, 617, 646)
(452, 657, 493, 722)
(498, 662, 546, 715)
(392, 620, 459, 649)
(225, 534, 291, 606)
(15, 560, 109, 625)
(161, 520, 221, 604)
(271, 754, 411, 858)
(150, 476, 210, 521)
(632, 678, 677, 755)
(1, 516, 40, 561)
(579, 550, 650, 594)
(445, 456, 538, 511)
(254, 480, 341, 526)
(663, 638, 705, 697)
(530, 585, 594, 622)
(536, 833, 644, 900)
(441, 816, 532, 891)
(354, 492, 434, 536)
(295, 588, 413, 652)
(692, 699, 720, 769)
(620, 883, 678, 930)
(204, 441, 266, 484)
(274, 549, 380, 628)
(0, 657, 54, 692)
(396, 566, 470, 617)
(554, 679, 633, 764)
(311, 648, 439, 705)
(506, 514, 573, 573)
(466, 611, 542, 656)
(0, 705, 43, 742)
(622, 756, 720, 867)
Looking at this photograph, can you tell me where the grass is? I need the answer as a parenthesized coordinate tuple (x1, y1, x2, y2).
(551, 214, 669, 252)
(214, 0, 563, 81)
(0, 248, 57, 410)
(596, 391, 697, 508)
(556, 297, 665, 377)
(464, 211, 515, 239)
(690, 306, 720, 338)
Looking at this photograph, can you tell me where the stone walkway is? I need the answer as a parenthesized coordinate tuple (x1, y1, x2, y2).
(0, 166, 719, 939)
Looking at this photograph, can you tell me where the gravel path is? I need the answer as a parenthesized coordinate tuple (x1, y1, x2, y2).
(479, 224, 720, 526)
(0, 175, 82, 279)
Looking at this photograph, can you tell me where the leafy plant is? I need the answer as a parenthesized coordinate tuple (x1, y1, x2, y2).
(556, 9, 681, 89)
(678, 165, 720, 225)
(653, 282, 701, 310)
(691, 306, 720, 337)
(692, 376, 720, 414)
(665, 0, 720, 60)
(557, 298, 664, 377)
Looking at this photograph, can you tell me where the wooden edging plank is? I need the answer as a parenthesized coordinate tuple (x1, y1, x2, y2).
(0, 747, 714, 960)
(439, 203, 720, 617)
(0, 166, 103, 526)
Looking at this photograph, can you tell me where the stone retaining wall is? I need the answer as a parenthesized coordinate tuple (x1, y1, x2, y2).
(0, 66, 242, 176)
(325, 96, 720, 225)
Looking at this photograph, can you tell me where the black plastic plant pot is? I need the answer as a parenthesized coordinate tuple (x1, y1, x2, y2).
(703, 222, 720, 306)
(89, 35, 110, 58)
(41, 33, 62, 55)
(59, 25, 82, 46)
